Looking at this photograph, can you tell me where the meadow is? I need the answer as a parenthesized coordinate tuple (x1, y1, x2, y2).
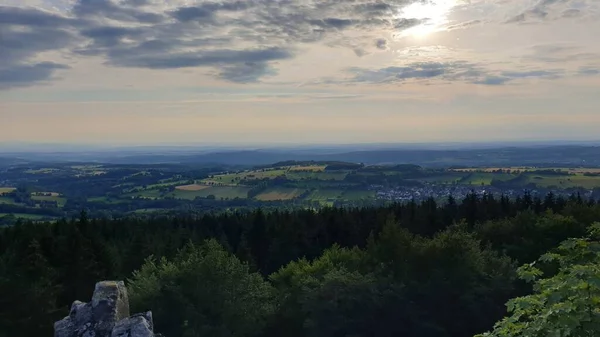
(255, 187, 307, 201)
(30, 195, 67, 207)
(173, 186, 251, 200)
(0, 187, 16, 194)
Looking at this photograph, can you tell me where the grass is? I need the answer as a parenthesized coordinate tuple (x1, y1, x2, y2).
(288, 165, 327, 172)
(420, 173, 466, 184)
(131, 208, 167, 214)
(341, 190, 375, 200)
(173, 186, 251, 200)
(31, 195, 67, 207)
(525, 174, 600, 189)
(203, 169, 288, 185)
(453, 167, 600, 174)
(286, 171, 348, 181)
(305, 189, 344, 201)
(0, 213, 52, 220)
(0, 187, 16, 194)
(0, 197, 19, 205)
(255, 187, 307, 201)
(24, 168, 60, 174)
(125, 190, 166, 200)
(175, 184, 211, 191)
(87, 196, 129, 204)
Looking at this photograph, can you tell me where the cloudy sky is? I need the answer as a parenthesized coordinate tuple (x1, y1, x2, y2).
(1, 0, 599, 145)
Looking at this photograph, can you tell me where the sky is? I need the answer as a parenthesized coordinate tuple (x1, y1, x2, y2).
(1, 0, 599, 146)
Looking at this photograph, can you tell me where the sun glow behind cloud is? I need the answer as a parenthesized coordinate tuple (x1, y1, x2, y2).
(397, 0, 458, 38)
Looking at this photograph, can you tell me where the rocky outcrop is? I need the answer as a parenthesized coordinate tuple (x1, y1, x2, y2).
(54, 281, 158, 337)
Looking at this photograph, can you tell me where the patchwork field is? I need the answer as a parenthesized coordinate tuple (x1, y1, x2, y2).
(286, 171, 348, 181)
(459, 173, 517, 186)
(306, 189, 345, 201)
(453, 167, 600, 174)
(255, 187, 307, 201)
(25, 168, 60, 174)
(175, 184, 211, 191)
(288, 165, 327, 172)
(173, 186, 251, 200)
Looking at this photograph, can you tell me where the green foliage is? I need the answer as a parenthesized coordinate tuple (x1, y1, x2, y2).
(477, 223, 600, 337)
(1, 196, 600, 336)
(128, 239, 275, 337)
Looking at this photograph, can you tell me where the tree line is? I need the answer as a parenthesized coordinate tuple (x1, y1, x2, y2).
(1, 192, 600, 336)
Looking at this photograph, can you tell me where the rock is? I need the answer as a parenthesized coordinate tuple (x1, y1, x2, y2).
(111, 312, 154, 337)
(54, 281, 159, 337)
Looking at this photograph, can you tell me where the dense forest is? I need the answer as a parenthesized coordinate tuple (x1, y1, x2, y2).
(1, 192, 600, 337)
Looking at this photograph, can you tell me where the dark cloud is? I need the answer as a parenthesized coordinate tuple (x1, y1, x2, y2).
(474, 76, 511, 85)
(578, 67, 600, 76)
(72, 0, 164, 23)
(171, 6, 215, 22)
(0, 6, 77, 89)
(500, 70, 562, 79)
(375, 38, 388, 50)
(506, 0, 595, 23)
(107, 47, 293, 69)
(0, 6, 72, 27)
(347, 62, 564, 85)
(0, 62, 69, 90)
(0, 0, 441, 87)
(526, 44, 599, 63)
(1, 0, 591, 89)
(217, 62, 279, 83)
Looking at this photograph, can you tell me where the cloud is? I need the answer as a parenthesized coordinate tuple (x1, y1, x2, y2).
(1, 0, 597, 90)
(506, 0, 599, 23)
(578, 67, 600, 76)
(0, 6, 74, 89)
(2, 0, 457, 88)
(375, 38, 389, 50)
(346, 61, 565, 85)
(0, 62, 70, 90)
(217, 62, 279, 83)
(525, 43, 600, 64)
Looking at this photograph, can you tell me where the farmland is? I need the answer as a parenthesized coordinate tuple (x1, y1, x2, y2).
(1, 159, 600, 224)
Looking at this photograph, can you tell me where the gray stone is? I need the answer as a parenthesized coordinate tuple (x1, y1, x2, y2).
(111, 313, 154, 337)
(54, 281, 158, 337)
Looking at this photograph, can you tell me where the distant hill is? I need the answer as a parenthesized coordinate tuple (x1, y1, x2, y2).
(1, 145, 600, 168)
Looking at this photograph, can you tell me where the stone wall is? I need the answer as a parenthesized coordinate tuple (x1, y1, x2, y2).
(54, 281, 159, 337)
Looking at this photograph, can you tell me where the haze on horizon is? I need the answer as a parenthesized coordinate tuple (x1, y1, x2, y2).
(1, 0, 600, 145)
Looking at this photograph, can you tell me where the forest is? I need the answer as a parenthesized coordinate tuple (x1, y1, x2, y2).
(1, 192, 600, 337)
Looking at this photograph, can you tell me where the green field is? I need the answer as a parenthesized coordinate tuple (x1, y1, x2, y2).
(255, 187, 307, 201)
(0, 213, 52, 220)
(173, 186, 251, 200)
(31, 195, 67, 206)
(0, 197, 19, 205)
(131, 208, 168, 214)
(342, 190, 376, 200)
(124, 189, 166, 200)
(25, 168, 60, 174)
(305, 189, 344, 202)
(525, 174, 600, 189)
(87, 196, 130, 204)
(202, 169, 287, 185)
(286, 171, 348, 181)
(0, 187, 16, 194)
(420, 173, 465, 184)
